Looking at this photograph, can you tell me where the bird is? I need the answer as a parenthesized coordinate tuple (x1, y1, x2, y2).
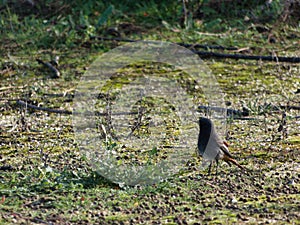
(197, 117, 245, 174)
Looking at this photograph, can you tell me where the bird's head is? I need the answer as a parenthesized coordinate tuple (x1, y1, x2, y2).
(199, 117, 213, 127)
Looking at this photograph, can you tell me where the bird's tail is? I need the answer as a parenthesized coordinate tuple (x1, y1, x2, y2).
(223, 155, 246, 170)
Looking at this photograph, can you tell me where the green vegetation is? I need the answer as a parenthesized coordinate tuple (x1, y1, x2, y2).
(0, 0, 299, 224)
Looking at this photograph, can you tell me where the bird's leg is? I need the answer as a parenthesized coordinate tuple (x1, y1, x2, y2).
(215, 159, 219, 176)
(207, 162, 212, 175)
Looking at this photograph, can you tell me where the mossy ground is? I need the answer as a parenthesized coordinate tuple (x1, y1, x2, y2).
(1, 2, 300, 224)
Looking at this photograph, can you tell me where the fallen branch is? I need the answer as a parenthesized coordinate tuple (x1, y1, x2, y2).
(91, 36, 300, 63)
(36, 59, 60, 78)
(198, 105, 250, 117)
(194, 50, 300, 63)
(16, 100, 72, 114)
(13, 100, 300, 121)
(14, 100, 137, 116)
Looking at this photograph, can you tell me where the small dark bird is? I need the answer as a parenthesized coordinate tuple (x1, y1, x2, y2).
(198, 117, 245, 174)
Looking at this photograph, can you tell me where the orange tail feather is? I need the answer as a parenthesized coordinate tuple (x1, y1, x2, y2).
(223, 155, 246, 170)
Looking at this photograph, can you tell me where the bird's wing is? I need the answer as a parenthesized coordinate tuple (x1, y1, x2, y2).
(202, 137, 221, 161)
